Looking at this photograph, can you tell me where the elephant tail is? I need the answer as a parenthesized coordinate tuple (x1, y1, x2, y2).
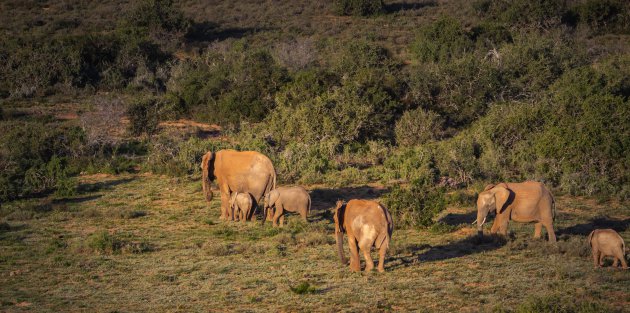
(552, 196, 556, 222)
(308, 196, 312, 217)
(375, 203, 393, 250)
(587, 230, 595, 248)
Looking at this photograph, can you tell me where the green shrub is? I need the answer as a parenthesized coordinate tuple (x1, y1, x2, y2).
(383, 183, 446, 228)
(382, 146, 438, 184)
(395, 108, 444, 146)
(411, 17, 473, 63)
(574, 0, 630, 34)
(127, 96, 164, 136)
(289, 282, 318, 294)
(167, 45, 288, 126)
(333, 0, 384, 16)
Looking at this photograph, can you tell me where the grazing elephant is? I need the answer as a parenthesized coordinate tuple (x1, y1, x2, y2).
(201, 150, 276, 221)
(262, 186, 311, 227)
(475, 181, 556, 243)
(229, 191, 254, 223)
(588, 229, 627, 269)
(334, 199, 393, 272)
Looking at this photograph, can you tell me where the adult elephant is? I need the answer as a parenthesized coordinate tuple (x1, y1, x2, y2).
(201, 150, 276, 221)
(475, 181, 556, 243)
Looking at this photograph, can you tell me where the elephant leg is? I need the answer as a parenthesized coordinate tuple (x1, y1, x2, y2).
(347, 236, 361, 272)
(301, 210, 308, 222)
(361, 245, 374, 272)
(614, 251, 628, 269)
(489, 220, 499, 234)
(272, 207, 283, 227)
(279, 215, 285, 227)
(543, 222, 556, 243)
(240, 209, 246, 223)
(534, 223, 542, 239)
(612, 258, 619, 268)
(220, 192, 230, 220)
(599, 254, 605, 267)
(377, 244, 387, 273)
(592, 250, 600, 268)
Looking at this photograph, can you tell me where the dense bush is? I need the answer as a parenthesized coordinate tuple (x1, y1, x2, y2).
(411, 17, 473, 63)
(166, 44, 289, 126)
(0, 122, 84, 200)
(333, 0, 384, 16)
(383, 183, 446, 228)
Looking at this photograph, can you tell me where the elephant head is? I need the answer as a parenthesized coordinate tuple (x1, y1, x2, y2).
(476, 184, 511, 235)
(201, 152, 216, 202)
(334, 200, 348, 265)
(261, 190, 279, 224)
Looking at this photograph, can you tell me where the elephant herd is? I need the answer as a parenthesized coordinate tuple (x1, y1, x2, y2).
(201, 149, 628, 272)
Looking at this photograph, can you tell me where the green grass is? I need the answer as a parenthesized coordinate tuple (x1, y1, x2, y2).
(0, 173, 628, 311)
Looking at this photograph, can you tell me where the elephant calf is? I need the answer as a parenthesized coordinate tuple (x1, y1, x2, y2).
(262, 186, 311, 227)
(334, 199, 393, 272)
(229, 191, 253, 223)
(588, 229, 627, 269)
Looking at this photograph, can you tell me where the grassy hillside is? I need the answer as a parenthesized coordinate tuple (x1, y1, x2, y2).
(1, 0, 630, 311)
(1, 174, 628, 312)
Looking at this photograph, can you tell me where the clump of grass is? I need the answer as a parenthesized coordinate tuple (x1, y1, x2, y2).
(85, 231, 152, 254)
(87, 231, 122, 254)
(289, 282, 318, 295)
(500, 295, 615, 313)
(300, 232, 334, 246)
(212, 225, 237, 240)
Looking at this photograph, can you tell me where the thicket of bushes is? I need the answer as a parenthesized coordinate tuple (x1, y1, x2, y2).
(1, 0, 629, 227)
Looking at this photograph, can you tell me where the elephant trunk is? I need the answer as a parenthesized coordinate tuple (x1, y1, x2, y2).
(476, 209, 488, 236)
(335, 231, 347, 265)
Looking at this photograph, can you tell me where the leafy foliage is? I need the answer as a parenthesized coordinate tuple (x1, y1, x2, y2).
(333, 0, 384, 16)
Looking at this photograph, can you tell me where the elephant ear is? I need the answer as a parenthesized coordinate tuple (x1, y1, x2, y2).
(335, 201, 346, 234)
(201, 152, 216, 202)
(493, 186, 511, 214)
(483, 184, 496, 191)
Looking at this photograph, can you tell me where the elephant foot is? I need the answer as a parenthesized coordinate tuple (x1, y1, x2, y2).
(377, 267, 385, 273)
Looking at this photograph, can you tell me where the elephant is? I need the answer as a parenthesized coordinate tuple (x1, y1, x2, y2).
(588, 229, 628, 269)
(229, 191, 254, 223)
(334, 199, 393, 272)
(201, 150, 276, 221)
(475, 181, 556, 243)
(262, 186, 311, 227)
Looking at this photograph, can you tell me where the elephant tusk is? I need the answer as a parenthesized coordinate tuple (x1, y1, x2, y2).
(480, 217, 487, 226)
(471, 219, 478, 225)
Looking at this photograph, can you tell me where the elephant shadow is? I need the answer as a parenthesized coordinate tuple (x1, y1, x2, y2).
(438, 211, 477, 226)
(307, 186, 387, 223)
(77, 178, 135, 193)
(558, 217, 630, 236)
(387, 235, 507, 270)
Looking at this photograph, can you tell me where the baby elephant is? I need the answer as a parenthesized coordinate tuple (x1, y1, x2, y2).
(229, 191, 253, 223)
(588, 229, 627, 269)
(334, 199, 393, 273)
(262, 186, 311, 227)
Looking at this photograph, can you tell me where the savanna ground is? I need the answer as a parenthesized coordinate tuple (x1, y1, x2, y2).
(1, 173, 628, 312)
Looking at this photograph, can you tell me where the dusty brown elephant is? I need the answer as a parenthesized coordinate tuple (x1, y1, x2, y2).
(334, 199, 393, 272)
(262, 186, 311, 227)
(475, 181, 556, 243)
(229, 191, 254, 223)
(201, 150, 276, 221)
(588, 229, 627, 269)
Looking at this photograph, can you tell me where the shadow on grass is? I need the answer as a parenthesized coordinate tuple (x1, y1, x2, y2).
(438, 211, 477, 226)
(77, 177, 135, 193)
(387, 234, 506, 270)
(385, 0, 437, 13)
(558, 217, 630, 236)
(52, 194, 102, 204)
